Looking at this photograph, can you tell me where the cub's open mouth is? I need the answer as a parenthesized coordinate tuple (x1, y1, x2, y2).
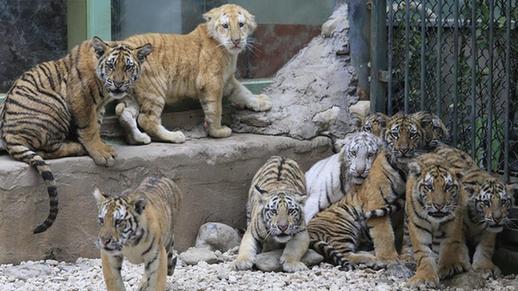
(428, 211, 449, 218)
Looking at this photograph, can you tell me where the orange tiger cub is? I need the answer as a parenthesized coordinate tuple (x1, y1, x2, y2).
(0, 37, 151, 233)
(93, 176, 182, 291)
(406, 153, 470, 288)
(116, 4, 272, 144)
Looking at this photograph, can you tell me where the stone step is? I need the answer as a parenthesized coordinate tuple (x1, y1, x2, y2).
(0, 134, 331, 264)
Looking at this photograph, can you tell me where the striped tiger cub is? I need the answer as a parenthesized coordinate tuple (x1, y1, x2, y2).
(234, 156, 309, 273)
(0, 37, 151, 234)
(411, 111, 449, 150)
(308, 192, 404, 270)
(304, 132, 383, 223)
(406, 153, 470, 288)
(363, 112, 389, 138)
(435, 145, 512, 276)
(93, 176, 182, 291)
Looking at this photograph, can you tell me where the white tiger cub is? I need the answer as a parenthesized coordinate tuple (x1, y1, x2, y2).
(304, 132, 383, 223)
(234, 156, 309, 273)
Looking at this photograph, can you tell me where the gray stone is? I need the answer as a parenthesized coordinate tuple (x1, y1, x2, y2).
(228, 5, 358, 141)
(255, 249, 324, 272)
(179, 247, 220, 265)
(0, 133, 331, 264)
(443, 271, 487, 289)
(195, 222, 241, 252)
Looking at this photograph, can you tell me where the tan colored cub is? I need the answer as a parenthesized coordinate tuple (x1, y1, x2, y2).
(93, 176, 182, 291)
(116, 4, 272, 144)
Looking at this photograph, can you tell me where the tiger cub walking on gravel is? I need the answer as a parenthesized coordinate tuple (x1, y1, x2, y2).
(405, 153, 470, 288)
(93, 176, 182, 291)
(234, 156, 309, 272)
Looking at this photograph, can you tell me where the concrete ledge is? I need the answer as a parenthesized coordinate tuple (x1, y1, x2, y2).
(0, 134, 331, 264)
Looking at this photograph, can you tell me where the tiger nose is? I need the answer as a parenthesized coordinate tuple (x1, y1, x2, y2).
(100, 237, 112, 245)
(278, 224, 288, 232)
(493, 215, 502, 224)
(113, 81, 124, 88)
(232, 38, 241, 46)
(433, 203, 444, 210)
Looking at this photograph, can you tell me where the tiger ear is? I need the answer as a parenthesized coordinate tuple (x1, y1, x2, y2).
(408, 161, 421, 177)
(463, 184, 479, 197)
(136, 43, 152, 62)
(203, 6, 220, 22)
(133, 198, 147, 215)
(92, 187, 108, 205)
(92, 36, 109, 59)
(240, 8, 257, 32)
(254, 185, 268, 195)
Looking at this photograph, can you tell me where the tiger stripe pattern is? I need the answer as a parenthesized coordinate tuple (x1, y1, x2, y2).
(435, 145, 512, 276)
(308, 195, 404, 270)
(304, 131, 383, 223)
(363, 112, 389, 138)
(0, 37, 151, 233)
(235, 156, 309, 273)
(405, 153, 469, 288)
(411, 111, 449, 151)
(93, 176, 182, 291)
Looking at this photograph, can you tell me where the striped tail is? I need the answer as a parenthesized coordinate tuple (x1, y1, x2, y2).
(310, 240, 353, 271)
(363, 198, 405, 220)
(8, 144, 58, 234)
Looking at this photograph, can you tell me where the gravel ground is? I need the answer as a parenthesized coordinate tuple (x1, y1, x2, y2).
(0, 249, 517, 291)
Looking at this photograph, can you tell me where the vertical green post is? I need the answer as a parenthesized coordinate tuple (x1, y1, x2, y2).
(86, 0, 111, 40)
(369, 0, 387, 113)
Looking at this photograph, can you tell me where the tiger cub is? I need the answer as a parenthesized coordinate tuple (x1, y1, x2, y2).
(308, 191, 404, 270)
(234, 156, 309, 273)
(1, 37, 151, 233)
(304, 132, 383, 223)
(363, 112, 389, 138)
(435, 145, 512, 275)
(412, 111, 449, 150)
(93, 176, 182, 291)
(406, 153, 469, 287)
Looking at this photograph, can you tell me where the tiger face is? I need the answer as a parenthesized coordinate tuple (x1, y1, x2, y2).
(203, 4, 257, 55)
(363, 112, 389, 138)
(92, 37, 152, 99)
(468, 179, 512, 233)
(413, 111, 449, 147)
(92, 188, 146, 254)
(339, 132, 383, 184)
(409, 159, 462, 223)
(261, 191, 304, 243)
(385, 114, 423, 160)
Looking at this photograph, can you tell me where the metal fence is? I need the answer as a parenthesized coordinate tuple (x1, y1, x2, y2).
(369, 0, 518, 182)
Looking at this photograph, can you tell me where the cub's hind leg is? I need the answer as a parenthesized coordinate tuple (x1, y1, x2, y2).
(38, 142, 86, 159)
(136, 95, 185, 144)
(101, 251, 125, 291)
(115, 98, 151, 145)
(166, 240, 177, 276)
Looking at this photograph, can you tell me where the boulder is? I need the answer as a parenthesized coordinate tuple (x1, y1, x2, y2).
(195, 222, 241, 252)
(179, 247, 220, 266)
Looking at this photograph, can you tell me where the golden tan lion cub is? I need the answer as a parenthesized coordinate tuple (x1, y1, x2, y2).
(116, 4, 272, 144)
(93, 176, 182, 291)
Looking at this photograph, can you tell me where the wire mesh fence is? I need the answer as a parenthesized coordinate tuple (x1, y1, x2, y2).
(373, 0, 517, 181)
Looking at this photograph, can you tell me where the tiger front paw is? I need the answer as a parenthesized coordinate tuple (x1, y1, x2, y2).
(473, 261, 501, 277)
(208, 125, 232, 138)
(233, 256, 254, 271)
(280, 256, 308, 273)
(89, 143, 117, 167)
(162, 130, 186, 144)
(438, 261, 469, 279)
(246, 94, 272, 112)
(407, 273, 440, 288)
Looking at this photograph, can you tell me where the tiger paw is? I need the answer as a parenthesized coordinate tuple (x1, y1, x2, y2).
(162, 130, 186, 143)
(438, 261, 469, 279)
(407, 273, 439, 288)
(281, 261, 308, 273)
(233, 256, 254, 271)
(246, 94, 272, 112)
(89, 143, 117, 167)
(473, 261, 501, 277)
(128, 131, 151, 145)
(208, 126, 232, 138)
